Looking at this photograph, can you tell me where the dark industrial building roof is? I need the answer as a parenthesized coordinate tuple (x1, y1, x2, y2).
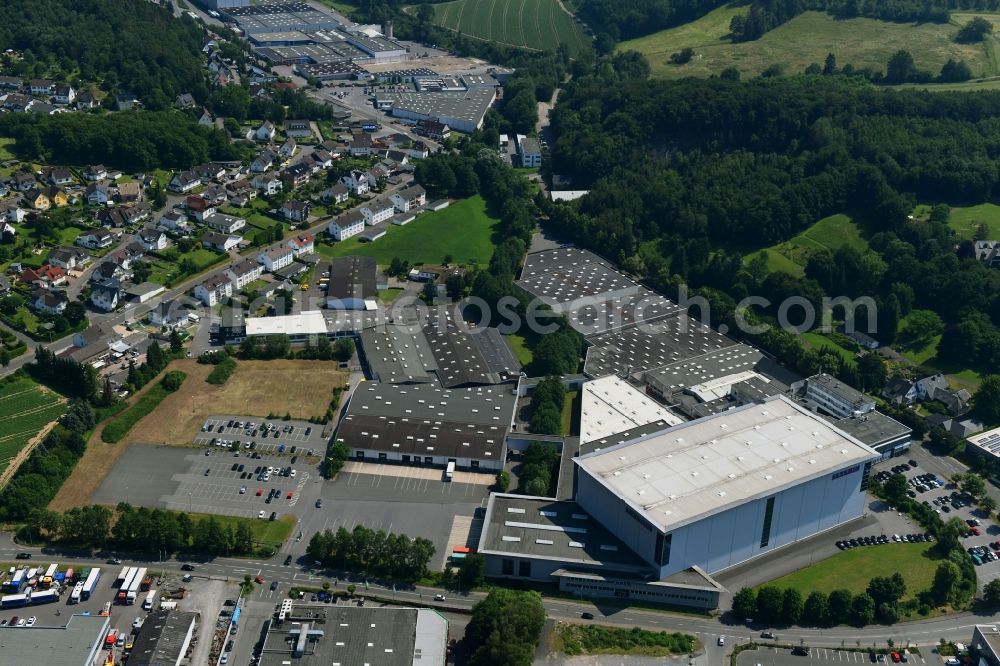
(128, 610, 197, 666)
(643, 343, 764, 397)
(359, 324, 437, 384)
(478, 494, 649, 572)
(825, 410, 912, 450)
(583, 313, 735, 378)
(326, 255, 376, 303)
(0, 614, 109, 666)
(568, 288, 683, 336)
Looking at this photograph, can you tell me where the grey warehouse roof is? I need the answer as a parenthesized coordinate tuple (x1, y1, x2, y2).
(644, 343, 764, 396)
(378, 88, 495, 125)
(359, 323, 437, 384)
(575, 395, 879, 534)
(0, 614, 109, 666)
(128, 611, 197, 666)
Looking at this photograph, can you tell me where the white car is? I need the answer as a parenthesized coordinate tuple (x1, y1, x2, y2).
(267, 466, 274, 474)
(258, 510, 265, 519)
(16, 619, 25, 627)
(25, 617, 35, 627)
(240, 486, 246, 494)
(434, 594, 446, 601)
(290, 470, 296, 478)
(132, 617, 143, 629)
(717, 636, 725, 646)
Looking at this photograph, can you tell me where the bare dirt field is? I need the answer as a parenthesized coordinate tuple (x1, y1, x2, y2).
(50, 358, 347, 511)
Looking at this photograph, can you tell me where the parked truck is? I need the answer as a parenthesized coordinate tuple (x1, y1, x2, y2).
(126, 568, 146, 604)
(80, 568, 100, 601)
(29, 589, 58, 605)
(142, 589, 157, 611)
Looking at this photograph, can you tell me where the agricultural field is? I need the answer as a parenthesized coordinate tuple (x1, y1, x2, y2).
(317, 195, 499, 267)
(432, 0, 591, 54)
(621, 9, 999, 81)
(0, 377, 66, 478)
(746, 213, 867, 277)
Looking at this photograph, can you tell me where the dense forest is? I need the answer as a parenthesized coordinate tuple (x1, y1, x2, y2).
(0, 111, 249, 172)
(546, 66, 1000, 378)
(0, 0, 209, 109)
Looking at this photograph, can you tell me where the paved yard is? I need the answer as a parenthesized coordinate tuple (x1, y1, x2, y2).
(738, 645, 927, 664)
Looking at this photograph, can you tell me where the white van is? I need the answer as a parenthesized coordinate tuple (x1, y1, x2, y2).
(444, 461, 455, 481)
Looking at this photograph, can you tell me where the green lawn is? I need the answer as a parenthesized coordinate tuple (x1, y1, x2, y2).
(432, 0, 591, 54)
(561, 390, 578, 436)
(800, 332, 858, 366)
(192, 513, 296, 552)
(622, 9, 999, 81)
(759, 543, 938, 604)
(943, 203, 1000, 239)
(747, 213, 867, 276)
(0, 137, 15, 161)
(505, 333, 534, 366)
(377, 288, 404, 304)
(317, 195, 499, 267)
(0, 377, 66, 475)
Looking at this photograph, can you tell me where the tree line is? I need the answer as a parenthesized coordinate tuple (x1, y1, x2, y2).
(306, 524, 435, 582)
(0, 0, 210, 109)
(528, 377, 567, 435)
(23, 502, 258, 558)
(0, 111, 251, 173)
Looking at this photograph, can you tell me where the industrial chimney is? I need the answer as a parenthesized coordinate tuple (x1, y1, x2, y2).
(383, 20, 393, 39)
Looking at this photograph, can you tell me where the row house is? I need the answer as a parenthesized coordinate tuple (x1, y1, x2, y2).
(327, 210, 365, 241)
(226, 258, 264, 290)
(257, 246, 294, 273)
(194, 274, 233, 306)
(360, 198, 394, 226)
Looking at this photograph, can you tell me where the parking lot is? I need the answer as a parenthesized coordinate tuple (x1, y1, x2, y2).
(93, 443, 319, 521)
(871, 457, 1000, 591)
(192, 414, 329, 458)
(737, 646, 928, 664)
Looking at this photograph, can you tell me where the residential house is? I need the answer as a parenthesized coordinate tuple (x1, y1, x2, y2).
(29, 79, 55, 96)
(136, 227, 168, 252)
(168, 171, 201, 194)
(227, 180, 254, 207)
(28, 101, 60, 115)
(360, 198, 395, 226)
(20, 265, 66, 288)
(226, 258, 264, 290)
(12, 173, 35, 192)
(46, 167, 74, 186)
(384, 149, 409, 166)
(90, 261, 130, 285)
(975, 240, 1000, 268)
(77, 228, 115, 250)
(47, 247, 89, 271)
(322, 184, 350, 205)
(407, 141, 430, 160)
(105, 246, 139, 271)
(201, 231, 241, 252)
(53, 84, 75, 105)
(193, 274, 233, 306)
(284, 119, 312, 138)
(415, 119, 450, 141)
(349, 132, 372, 157)
(340, 170, 370, 196)
(390, 184, 427, 213)
(44, 186, 69, 207)
(24, 188, 51, 210)
(197, 163, 226, 182)
(311, 150, 334, 170)
(257, 246, 294, 272)
(201, 185, 228, 207)
(185, 196, 216, 222)
(2, 94, 31, 112)
(882, 377, 919, 406)
(116, 182, 142, 203)
(83, 165, 108, 182)
(280, 200, 310, 223)
(149, 299, 190, 328)
(327, 211, 365, 241)
(0, 221, 15, 243)
(158, 211, 190, 232)
(280, 163, 311, 190)
(254, 120, 276, 142)
(116, 93, 138, 111)
(287, 233, 314, 256)
(174, 93, 197, 109)
(203, 212, 246, 235)
(90, 279, 121, 312)
(251, 172, 282, 196)
(0, 275, 9, 296)
(0, 199, 25, 223)
(32, 290, 67, 315)
(197, 108, 215, 126)
(0, 182, 8, 198)
(85, 183, 111, 206)
(915, 375, 949, 401)
(99, 203, 150, 228)
(75, 91, 97, 110)
(0, 76, 21, 90)
(279, 137, 297, 159)
(251, 149, 277, 173)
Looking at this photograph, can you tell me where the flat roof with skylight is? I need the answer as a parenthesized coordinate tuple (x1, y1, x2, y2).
(580, 375, 683, 445)
(575, 395, 879, 533)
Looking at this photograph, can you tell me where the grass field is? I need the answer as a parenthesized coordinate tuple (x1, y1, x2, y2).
(193, 512, 296, 552)
(759, 543, 937, 603)
(621, 8, 999, 81)
(0, 137, 15, 161)
(800, 332, 858, 366)
(432, 0, 591, 54)
(504, 333, 534, 366)
(318, 195, 499, 267)
(50, 359, 347, 511)
(944, 203, 1000, 239)
(747, 213, 867, 277)
(0, 378, 66, 477)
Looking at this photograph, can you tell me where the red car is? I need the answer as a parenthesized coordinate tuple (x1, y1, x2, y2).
(255, 575, 264, 584)
(890, 652, 901, 663)
(256, 489, 263, 496)
(971, 527, 982, 536)
(286, 492, 293, 499)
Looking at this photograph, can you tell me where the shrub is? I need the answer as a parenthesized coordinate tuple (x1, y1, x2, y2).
(206, 356, 237, 385)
